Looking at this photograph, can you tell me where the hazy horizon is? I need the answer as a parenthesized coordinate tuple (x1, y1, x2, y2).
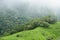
(0, 0, 60, 17)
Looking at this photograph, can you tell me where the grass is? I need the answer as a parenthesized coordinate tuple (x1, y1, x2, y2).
(0, 22, 60, 40)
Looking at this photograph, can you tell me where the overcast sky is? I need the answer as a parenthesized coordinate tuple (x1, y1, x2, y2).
(0, 0, 60, 15)
(0, 0, 60, 8)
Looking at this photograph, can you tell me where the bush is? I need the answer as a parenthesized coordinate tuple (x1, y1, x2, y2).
(32, 21, 40, 27)
(24, 24, 33, 30)
(24, 18, 50, 30)
(40, 21, 50, 28)
(3, 32, 10, 36)
(10, 30, 17, 35)
(13, 24, 24, 32)
(16, 35, 20, 37)
(24, 19, 41, 30)
(31, 18, 50, 28)
(42, 15, 57, 24)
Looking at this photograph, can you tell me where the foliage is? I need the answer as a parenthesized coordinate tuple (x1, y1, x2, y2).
(0, 12, 30, 36)
(41, 15, 57, 24)
(24, 18, 50, 30)
(16, 35, 20, 37)
(39, 21, 50, 28)
(0, 13, 57, 36)
(1, 26, 58, 40)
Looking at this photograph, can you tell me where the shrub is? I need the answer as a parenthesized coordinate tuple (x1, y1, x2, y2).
(42, 15, 57, 24)
(24, 19, 40, 30)
(32, 21, 40, 27)
(3, 32, 10, 36)
(40, 21, 50, 28)
(24, 24, 33, 30)
(13, 24, 24, 32)
(10, 30, 16, 35)
(31, 18, 50, 28)
(16, 35, 20, 37)
(24, 18, 50, 30)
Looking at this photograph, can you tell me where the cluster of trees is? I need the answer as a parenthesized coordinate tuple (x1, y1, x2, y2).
(0, 11, 30, 36)
(0, 4, 57, 36)
(41, 15, 57, 24)
(24, 15, 57, 30)
(0, 13, 57, 36)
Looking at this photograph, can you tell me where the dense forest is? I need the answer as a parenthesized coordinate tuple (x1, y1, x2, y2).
(0, 0, 60, 40)
(0, 6, 57, 36)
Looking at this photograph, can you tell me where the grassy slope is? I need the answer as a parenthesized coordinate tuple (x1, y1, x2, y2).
(0, 22, 60, 40)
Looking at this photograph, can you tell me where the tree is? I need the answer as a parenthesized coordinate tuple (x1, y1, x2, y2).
(41, 15, 57, 24)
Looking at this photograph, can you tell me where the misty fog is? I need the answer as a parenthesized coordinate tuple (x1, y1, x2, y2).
(0, 0, 60, 19)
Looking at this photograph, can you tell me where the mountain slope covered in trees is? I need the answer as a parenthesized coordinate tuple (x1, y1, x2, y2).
(0, 22, 60, 40)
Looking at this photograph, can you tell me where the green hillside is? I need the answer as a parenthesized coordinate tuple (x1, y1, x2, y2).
(0, 22, 60, 40)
